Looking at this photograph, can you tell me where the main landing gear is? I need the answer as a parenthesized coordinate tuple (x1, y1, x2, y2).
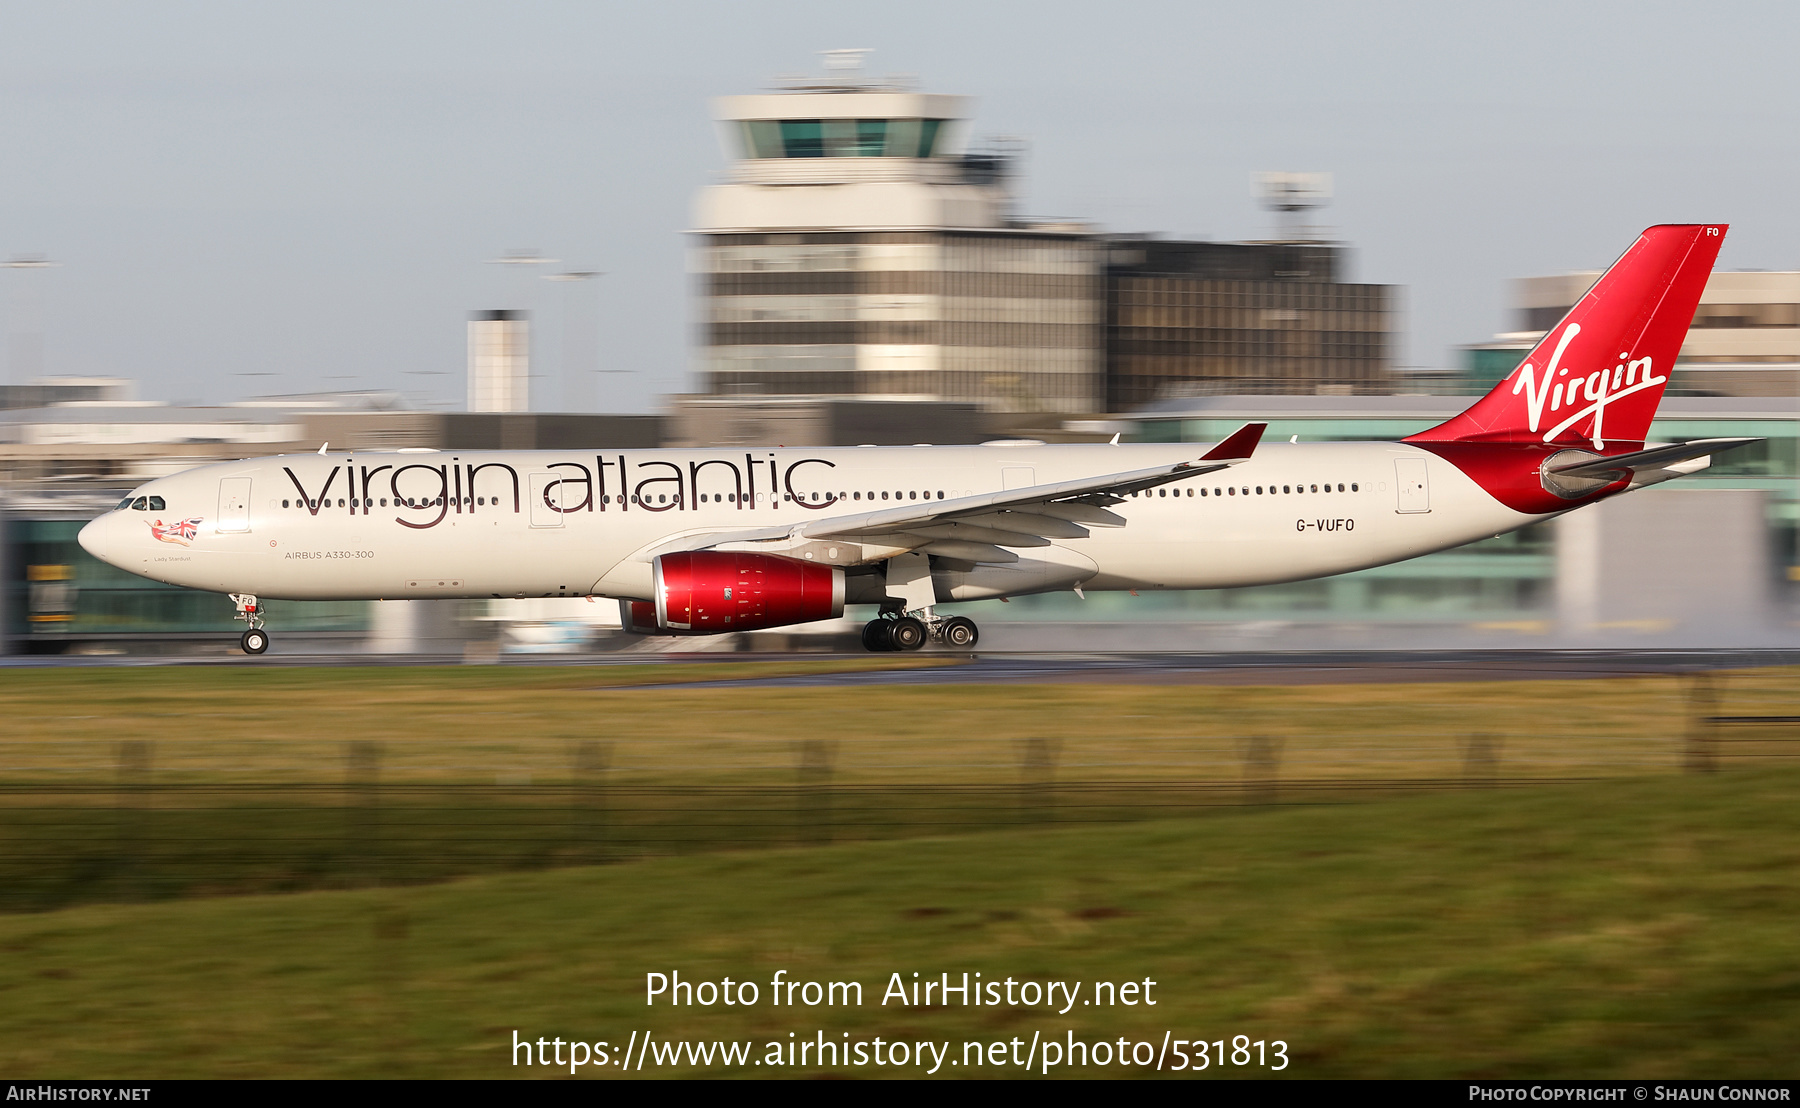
(861, 610, 979, 652)
(231, 594, 269, 655)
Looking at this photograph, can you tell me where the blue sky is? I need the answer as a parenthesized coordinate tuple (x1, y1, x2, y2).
(2, 0, 1795, 411)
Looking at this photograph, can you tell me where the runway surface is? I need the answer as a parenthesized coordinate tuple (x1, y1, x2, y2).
(5, 648, 1799, 686)
(614, 649, 1800, 688)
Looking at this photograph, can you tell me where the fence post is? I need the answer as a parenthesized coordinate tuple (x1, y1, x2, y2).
(1019, 737, 1059, 824)
(1241, 734, 1281, 805)
(346, 740, 382, 883)
(571, 740, 610, 864)
(1461, 733, 1501, 788)
(115, 740, 152, 899)
(798, 739, 833, 845)
(1684, 672, 1719, 774)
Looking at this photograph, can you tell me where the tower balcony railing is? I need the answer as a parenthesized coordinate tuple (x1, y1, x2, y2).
(727, 158, 973, 187)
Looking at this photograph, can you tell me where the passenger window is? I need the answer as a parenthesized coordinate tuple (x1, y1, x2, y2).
(1351, 483, 1358, 492)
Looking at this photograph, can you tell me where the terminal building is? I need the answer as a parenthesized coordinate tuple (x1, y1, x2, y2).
(1465, 269, 1800, 396)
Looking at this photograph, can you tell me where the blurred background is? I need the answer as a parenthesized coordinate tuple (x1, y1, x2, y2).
(3, 1, 1799, 656)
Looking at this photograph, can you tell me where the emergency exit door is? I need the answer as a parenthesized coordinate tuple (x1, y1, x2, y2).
(1394, 458, 1430, 513)
(529, 472, 567, 527)
(217, 477, 252, 532)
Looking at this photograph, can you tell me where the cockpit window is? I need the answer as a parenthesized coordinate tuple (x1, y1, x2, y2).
(132, 497, 149, 511)
(117, 497, 134, 511)
(147, 496, 166, 511)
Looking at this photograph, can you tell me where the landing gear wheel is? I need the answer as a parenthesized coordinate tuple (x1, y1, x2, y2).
(862, 619, 896, 652)
(889, 616, 927, 652)
(241, 628, 269, 655)
(941, 616, 979, 649)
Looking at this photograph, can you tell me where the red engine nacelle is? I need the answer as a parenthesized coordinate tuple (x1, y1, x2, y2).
(627, 551, 844, 635)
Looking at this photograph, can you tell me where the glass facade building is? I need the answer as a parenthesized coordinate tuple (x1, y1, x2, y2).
(961, 396, 1800, 625)
(3, 517, 368, 650)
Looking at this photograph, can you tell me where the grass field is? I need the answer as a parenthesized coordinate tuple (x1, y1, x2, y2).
(1, 662, 1797, 1077)
(1, 768, 1797, 1078)
(5, 662, 1794, 789)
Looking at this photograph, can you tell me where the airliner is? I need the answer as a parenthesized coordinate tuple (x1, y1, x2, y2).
(79, 224, 1753, 655)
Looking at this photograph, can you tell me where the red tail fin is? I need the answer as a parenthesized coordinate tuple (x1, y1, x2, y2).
(1407, 224, 1726, 447)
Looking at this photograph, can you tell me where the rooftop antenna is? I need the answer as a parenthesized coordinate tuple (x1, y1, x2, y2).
(488, 249, 558, 267)
(821, 48, 871, 81)
(1254, 172, 1332, 241)
(3, 253, 60, 385)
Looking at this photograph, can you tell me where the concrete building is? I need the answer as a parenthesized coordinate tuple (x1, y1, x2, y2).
(1104, 239, 1397, 407)
(0, 376, 135, 410)
(468, 310, 530, 413)
(1467, 269, 1800, 396)
(692, 59, 1107, 414)
(693, 57, 1398, 414)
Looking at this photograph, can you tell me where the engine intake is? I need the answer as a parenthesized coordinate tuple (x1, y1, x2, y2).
(632, 551, 844, 635)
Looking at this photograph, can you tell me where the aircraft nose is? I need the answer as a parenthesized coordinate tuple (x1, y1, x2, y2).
(77, 513, 117, 565)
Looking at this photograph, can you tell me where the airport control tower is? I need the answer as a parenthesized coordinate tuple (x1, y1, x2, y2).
(692, 51, 1103, 414)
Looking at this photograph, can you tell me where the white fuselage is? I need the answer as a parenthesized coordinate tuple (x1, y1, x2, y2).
(79, 441, 1542, 605)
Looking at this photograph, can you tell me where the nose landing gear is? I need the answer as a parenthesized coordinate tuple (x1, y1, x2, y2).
(231, 594, 269, 655)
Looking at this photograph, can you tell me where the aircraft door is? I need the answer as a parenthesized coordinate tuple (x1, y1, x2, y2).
(1394, 458, 1430, 513)
(529, 472, 566, 528)
(217, 477, 252, 533)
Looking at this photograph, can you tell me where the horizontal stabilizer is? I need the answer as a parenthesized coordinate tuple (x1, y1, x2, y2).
(1548, 437, 1761, 477)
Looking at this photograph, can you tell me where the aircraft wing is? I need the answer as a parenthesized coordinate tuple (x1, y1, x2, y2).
(649, 422, 1265, 565)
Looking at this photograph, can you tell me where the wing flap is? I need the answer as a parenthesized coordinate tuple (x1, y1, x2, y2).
(915, 539, 1019, 563)
(909, 522, 1054, 547)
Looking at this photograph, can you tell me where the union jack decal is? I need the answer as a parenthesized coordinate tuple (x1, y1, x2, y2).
(149, 517, 203, 546)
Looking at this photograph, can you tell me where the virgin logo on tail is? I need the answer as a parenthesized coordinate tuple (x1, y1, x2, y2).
(1511, 323, 1668, 448)
(1406, 224, 1724, 448)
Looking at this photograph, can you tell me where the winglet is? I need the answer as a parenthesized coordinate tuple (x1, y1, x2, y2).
(1200, 422, 1266, 462)
(318, 442, 329, 455)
